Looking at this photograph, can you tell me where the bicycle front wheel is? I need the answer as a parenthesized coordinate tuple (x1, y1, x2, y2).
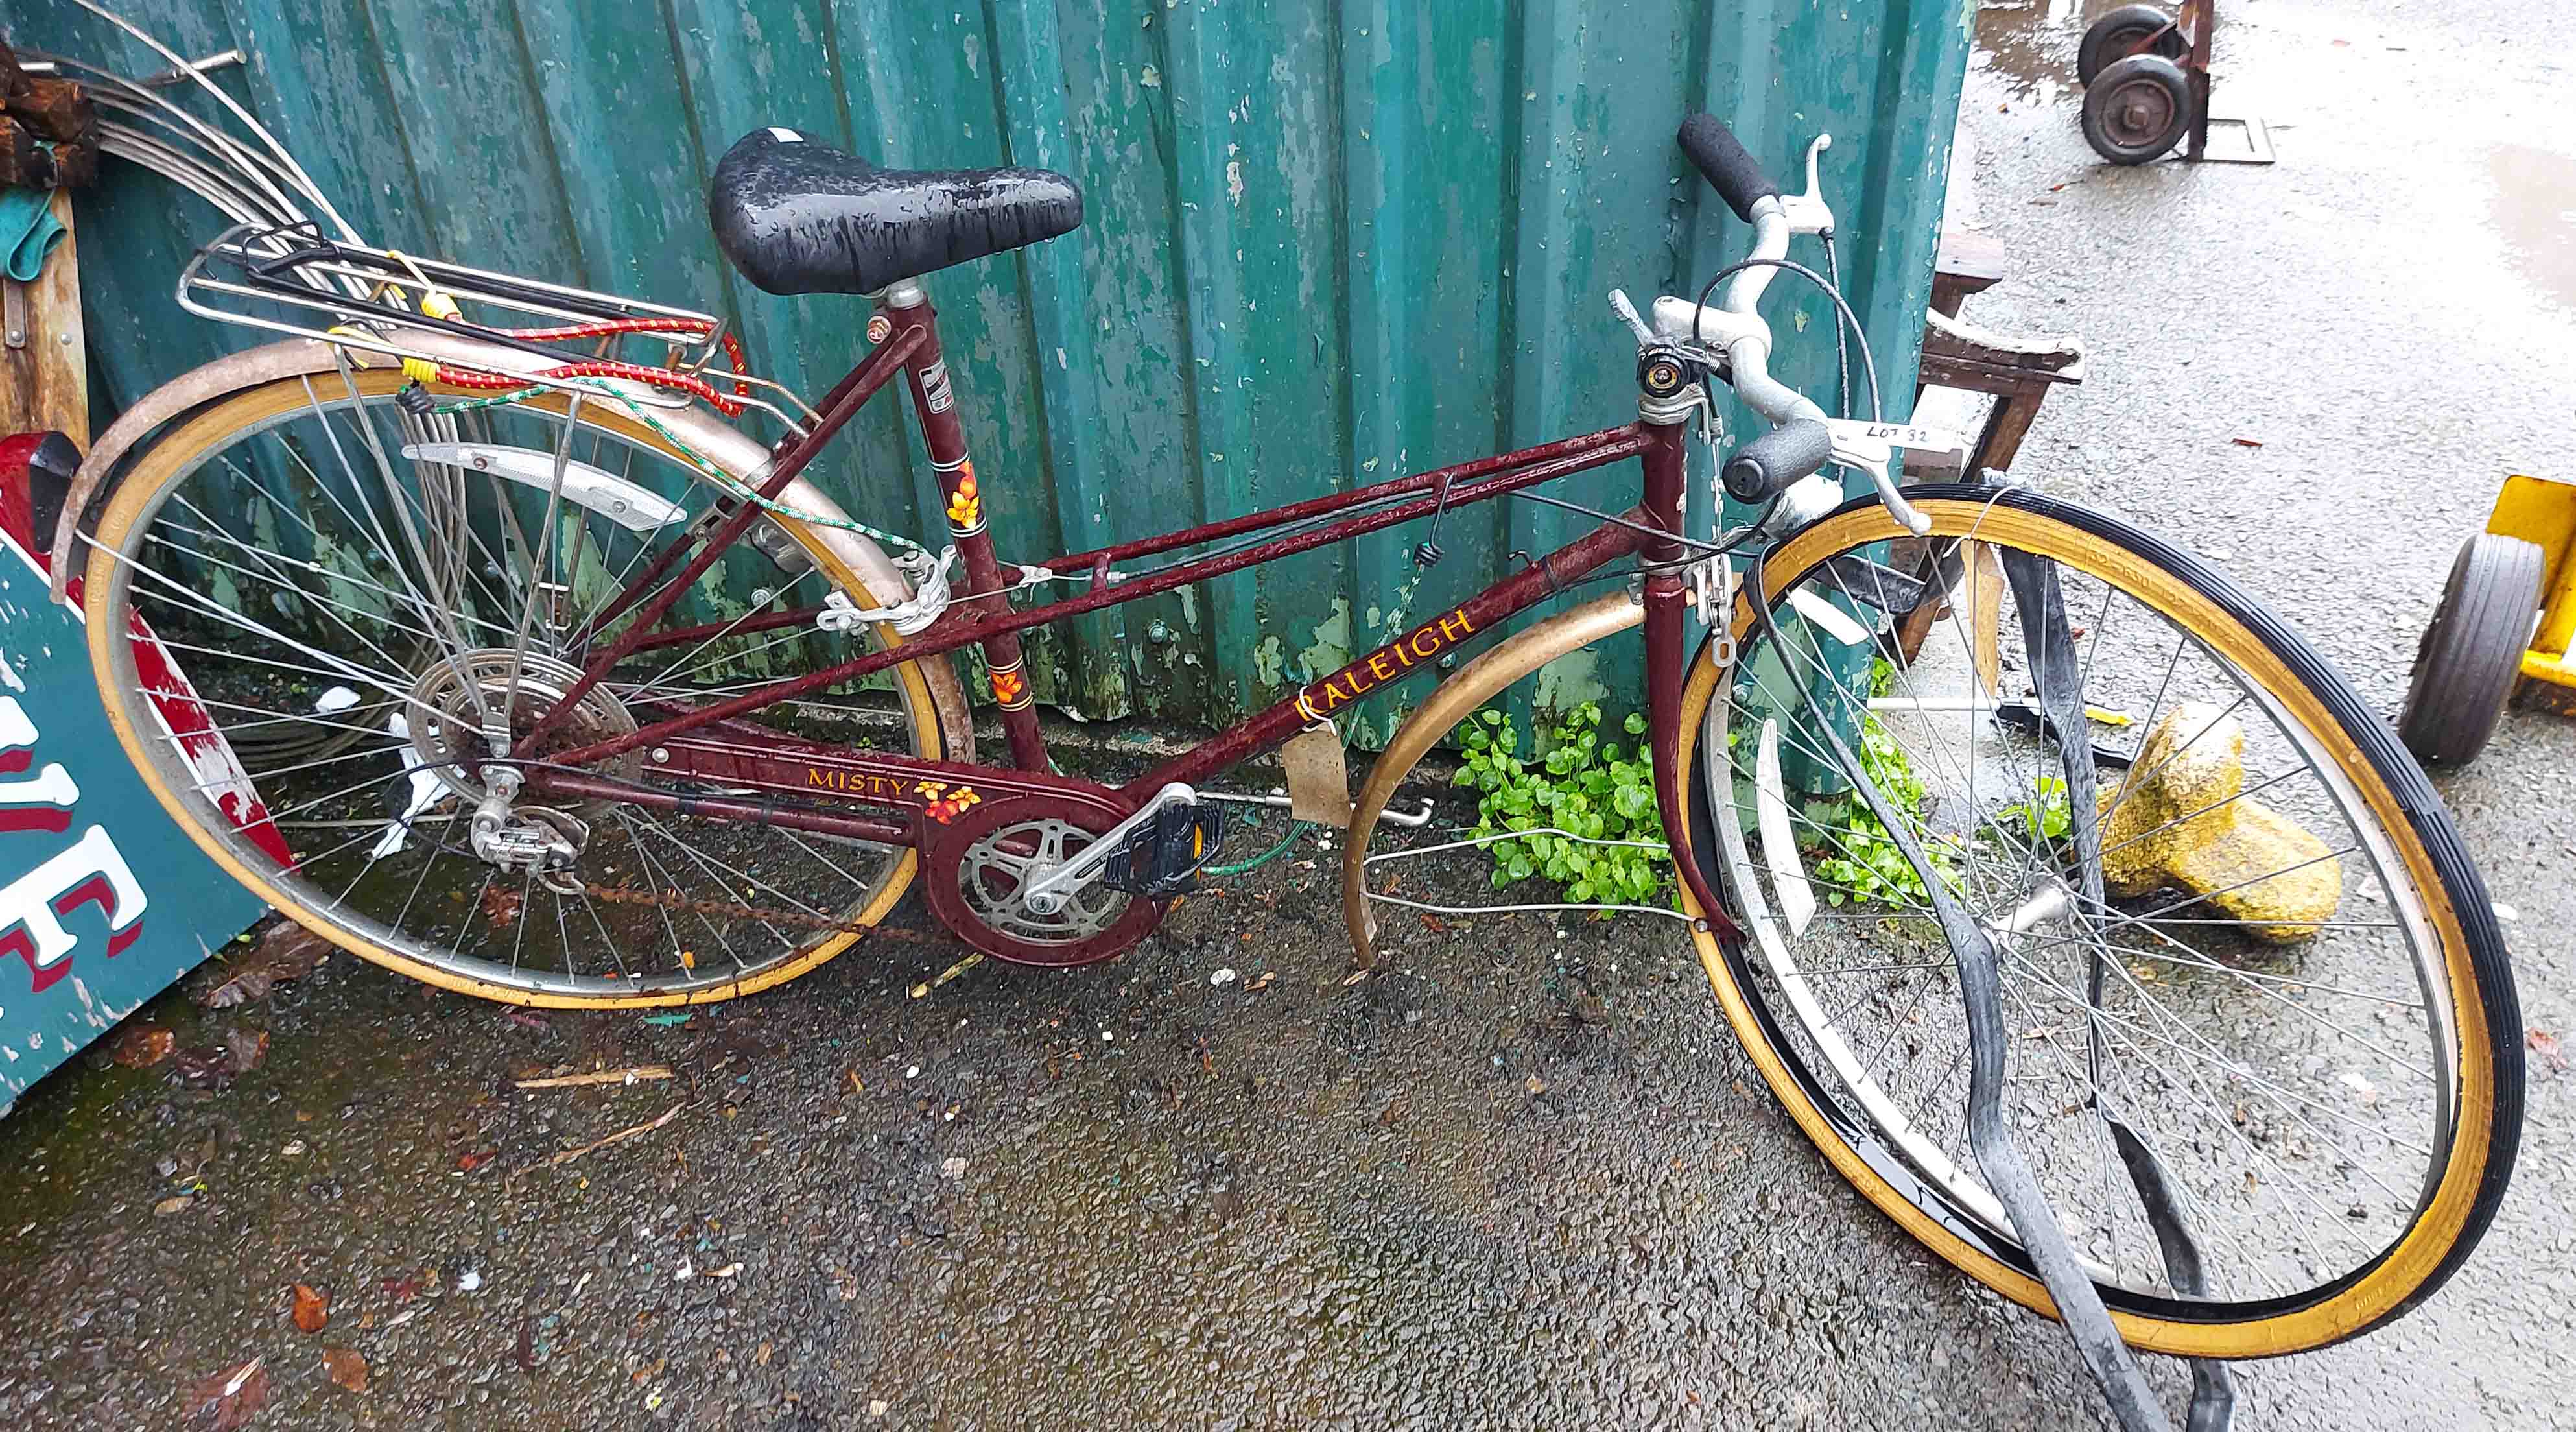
(82, 366, 960, 1007)
(1680, 485, 2520, 1358)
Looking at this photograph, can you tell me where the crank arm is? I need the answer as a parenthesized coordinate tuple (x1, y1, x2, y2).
(1021, 782, 1198, 916)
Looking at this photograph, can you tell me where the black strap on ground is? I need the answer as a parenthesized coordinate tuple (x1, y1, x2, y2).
(1745, 551, 2175, 1432)
(2005, 548, 2235, 1432)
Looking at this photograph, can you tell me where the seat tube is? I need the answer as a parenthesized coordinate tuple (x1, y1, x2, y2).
(882, 283, 1050, 770)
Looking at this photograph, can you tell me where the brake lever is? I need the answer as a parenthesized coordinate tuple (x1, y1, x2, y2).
(1827, 430, 1932, 536)
(1778, 134, 1836, 237)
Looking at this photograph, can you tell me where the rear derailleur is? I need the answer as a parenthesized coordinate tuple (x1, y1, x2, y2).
(467, 769, 589, 895)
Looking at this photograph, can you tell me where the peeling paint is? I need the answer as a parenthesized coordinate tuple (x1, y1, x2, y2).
(1251, 634, 1288, 688)
(1531, 647, 1611, 723)
(1297, 597, 1353, 682)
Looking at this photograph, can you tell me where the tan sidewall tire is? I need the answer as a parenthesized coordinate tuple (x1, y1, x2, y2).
(1674, 495, 2505, 1358)
(83, 372, 956, 1008)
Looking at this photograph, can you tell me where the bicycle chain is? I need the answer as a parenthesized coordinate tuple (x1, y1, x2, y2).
(580, 881, 949, 942)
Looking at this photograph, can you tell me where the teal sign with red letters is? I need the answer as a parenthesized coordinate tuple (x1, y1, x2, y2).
(0, 436, 264, 1111)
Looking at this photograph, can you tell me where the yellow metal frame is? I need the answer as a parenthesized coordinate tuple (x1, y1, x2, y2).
(2483, 473, 2576, 689)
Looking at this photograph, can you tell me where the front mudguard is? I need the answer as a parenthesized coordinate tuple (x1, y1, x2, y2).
(1339, 591, 1643, 966)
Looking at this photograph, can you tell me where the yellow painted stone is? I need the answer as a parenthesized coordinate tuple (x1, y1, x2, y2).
(2095, 702, 2341, 943)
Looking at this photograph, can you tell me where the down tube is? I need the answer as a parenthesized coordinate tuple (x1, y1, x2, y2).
(1129, 516, 1647, 799)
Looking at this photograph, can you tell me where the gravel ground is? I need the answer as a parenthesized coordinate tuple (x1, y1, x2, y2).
(3, 1, 2570, 1427)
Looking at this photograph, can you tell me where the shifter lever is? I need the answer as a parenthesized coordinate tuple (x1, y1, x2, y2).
(1607, 288, 1657, 348)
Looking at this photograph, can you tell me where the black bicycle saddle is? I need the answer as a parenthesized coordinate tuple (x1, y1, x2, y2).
(708, 127, 1083, 296)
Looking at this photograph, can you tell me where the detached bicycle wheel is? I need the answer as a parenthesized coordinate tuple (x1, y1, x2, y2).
(82, 364, 960, 1007)
(1679, 485, 2520, 1358)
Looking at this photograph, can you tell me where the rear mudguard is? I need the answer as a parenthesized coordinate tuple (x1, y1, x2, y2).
(47, 334, 976, 760)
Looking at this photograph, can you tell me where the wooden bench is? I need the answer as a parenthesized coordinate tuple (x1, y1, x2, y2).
(1917, 229, 2084, 478)
(1890, 232, 2088, 680)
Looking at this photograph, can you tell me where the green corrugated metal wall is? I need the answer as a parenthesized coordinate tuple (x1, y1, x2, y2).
(12, 0, 1973, 743)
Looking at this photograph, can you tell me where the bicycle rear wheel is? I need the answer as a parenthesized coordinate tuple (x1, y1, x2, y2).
(82, 366, 960, 1007)
(1681, 485, 2520, 1357)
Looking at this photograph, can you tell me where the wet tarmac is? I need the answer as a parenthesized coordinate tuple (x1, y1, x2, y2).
(5, 1, 2573, 1427)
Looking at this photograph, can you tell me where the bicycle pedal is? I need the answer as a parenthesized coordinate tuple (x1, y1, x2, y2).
(1099, 800, 1226, 898)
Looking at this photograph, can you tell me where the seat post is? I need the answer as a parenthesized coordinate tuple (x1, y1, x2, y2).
(882, 281, 1050, 772)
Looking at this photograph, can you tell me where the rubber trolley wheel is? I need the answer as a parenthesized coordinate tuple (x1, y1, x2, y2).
(2082, 53, 2194, 165)
(2398, 532, 2546, 765)
(2077, 4, 2187, 86)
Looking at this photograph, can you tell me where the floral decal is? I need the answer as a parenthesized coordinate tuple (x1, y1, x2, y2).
(915, 780, 982, 825)
(989, 667, 1026, 705)
(945, 462, 982, 531)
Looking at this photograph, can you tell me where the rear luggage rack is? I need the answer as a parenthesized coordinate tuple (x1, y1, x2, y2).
(179, 221, 817, 431)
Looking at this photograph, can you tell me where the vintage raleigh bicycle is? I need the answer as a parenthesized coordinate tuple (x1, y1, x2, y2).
(40, 21, 2519, 1424)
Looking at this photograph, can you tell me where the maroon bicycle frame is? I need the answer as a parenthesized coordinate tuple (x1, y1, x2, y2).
(515, 291, 1699, 849)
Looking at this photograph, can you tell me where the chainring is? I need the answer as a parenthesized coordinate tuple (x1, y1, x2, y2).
(919, 792, 1164, 966)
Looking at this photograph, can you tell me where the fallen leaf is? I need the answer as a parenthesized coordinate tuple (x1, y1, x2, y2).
(515, 1315, 538, 1373)
(2531, 1027, 2568, 1072)
(195, 965, 274, 1012)
(1419, 913, 1449, 935)
(383, 1270, 425, 1302)
(153, 1195, 193, 1217)
(322, 1346, 369, 1394)
(171, 1045, 240, 1088)
(755, 1341, 774, 1366)
(181, 1357, 268, 1429)
(291, 1283, 329, 1334)
(710, 1262, 743, 1278)
(1247, 972, 1276, 991)
(225, 1027, 270, 1076)
(456, 1149, 498, 1173)
(195, 924, 327, 1009)
(1525, 1075, 1548, 1095)
(110, 1023, 176, 1068)
(2230, 436, 2264, 449)
(481, 884, 525, 928)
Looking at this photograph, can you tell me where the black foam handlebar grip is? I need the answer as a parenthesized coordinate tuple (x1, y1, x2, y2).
(1677, 114, 1780, 223)
(1723, 419, 1835, 504)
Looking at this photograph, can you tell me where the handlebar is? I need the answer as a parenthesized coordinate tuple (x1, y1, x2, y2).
(1676, 113, 1780, 224)
(1657, 113, 1931, 537)
(1722, 418, 1834, 504)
